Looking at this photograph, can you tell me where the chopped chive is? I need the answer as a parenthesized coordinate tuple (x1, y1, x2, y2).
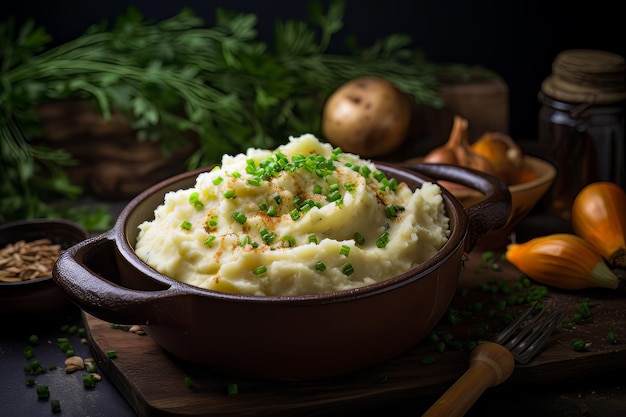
(36, 385, 50, 399)
(353, 232, 365, 246)
(260, 227, 276, 244)
(266, 205, 277, 217)
(82, 373, 96, 389)
(231, 171, 241, 178)
(227, 383, 239, 396)
(28, 335, 39, 345)
(308, 235, 318, 244)
(204, 235, 217, 247)
(289, 209, 300, 221)
(231, 211, 247, 224)
(189, 192, 204, 210)
(224, 190, 235, 199)
(106, 350, 117, 359)
(51, 399, 61, 413)
(315, 261, 326, 271)
(273, 194, 282, 204)
(282, 236, 296, 247)
(340, 245, 350, 256)
(184, 376, 194, 388)
(313, 184, 323, 194)
(253, 265, 267, 275)
(212, 176, 223, 185)
(376, 231, 390, 248)
(180, 221, 192, 231)
(207, 215, 218, 228)
(341, 262, 354, 276)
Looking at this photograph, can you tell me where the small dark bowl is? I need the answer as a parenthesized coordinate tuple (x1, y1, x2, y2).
(0, 218, 89, 316)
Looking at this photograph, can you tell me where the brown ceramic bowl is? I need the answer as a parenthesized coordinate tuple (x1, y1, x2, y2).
(0, 218, 89, 316)
(53, 163, 510, 380)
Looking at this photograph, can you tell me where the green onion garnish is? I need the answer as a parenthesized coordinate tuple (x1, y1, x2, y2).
(224, 190, 235, 199)
(204, 236, 216, 247)
(253, 265, 267, 275)
(376, 231, 390, 248)
(282, 236, 296, 247)
(212, 176, 223, 185)
(340, 245, 350, 256)
(353, 232, 365, 246)
(180, 221, 192, 231)
(342, 262, 354, 276)
(231, 211, 247, 224)
(315, 262, 326, 271)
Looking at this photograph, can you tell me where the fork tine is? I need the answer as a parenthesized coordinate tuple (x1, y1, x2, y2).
(511, 310, 564, 364)
(491, 303, 537, 345)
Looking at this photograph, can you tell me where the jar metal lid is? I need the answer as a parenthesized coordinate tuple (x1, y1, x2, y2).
(541, 49, 626, 104)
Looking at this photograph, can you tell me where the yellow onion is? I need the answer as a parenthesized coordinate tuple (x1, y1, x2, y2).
(571, 182, 626, 268)
(505, 233, 619, 290)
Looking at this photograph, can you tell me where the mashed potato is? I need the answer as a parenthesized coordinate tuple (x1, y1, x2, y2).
(135, 134, 450, 296)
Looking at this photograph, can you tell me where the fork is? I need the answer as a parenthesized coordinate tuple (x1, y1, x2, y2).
(422, 304, 564, 417)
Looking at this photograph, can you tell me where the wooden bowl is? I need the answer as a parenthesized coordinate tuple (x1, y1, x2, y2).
(447, 156, 556, 249)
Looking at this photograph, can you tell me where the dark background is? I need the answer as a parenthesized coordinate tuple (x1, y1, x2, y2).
(1, 0, 624, 142)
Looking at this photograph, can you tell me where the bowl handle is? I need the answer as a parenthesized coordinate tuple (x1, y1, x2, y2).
(400, 162, 512, 252)
(52, 231, 186, 326)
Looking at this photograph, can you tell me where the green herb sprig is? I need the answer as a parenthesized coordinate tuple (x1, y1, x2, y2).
(0, 0, 487, 228)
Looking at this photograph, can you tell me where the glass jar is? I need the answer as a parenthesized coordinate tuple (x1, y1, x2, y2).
(538, 49, 625, 221)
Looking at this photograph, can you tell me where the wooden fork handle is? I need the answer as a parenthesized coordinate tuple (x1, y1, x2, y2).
(422, 342, 515, 417)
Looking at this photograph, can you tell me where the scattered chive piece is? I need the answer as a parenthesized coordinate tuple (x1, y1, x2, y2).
(227, 383, 239, 396)
(204, 235, 217, 247)
(253, 265, 267, 275)
(26, 378, 35, 387)
(51, 399, 61, 413)
(28, 335, 39, 345)
(342, 262, 354, 276)
(231, 211, 247, 224)
(184, 376, 194, 388)
(23, 346, 35, 360)
(289, 209, 300, 221)
(607, 332, 619, 344)
(376, 231, 390, 248)
(36, 385, 50, 400)
(212, 176, 223, 185)
(282, 236, 296, 247)
(189, 192, 204, 210)
(82, 373, 96, 389)
(570, 338, 586, 352)
(106, 350, 117, 359)
(224, 190, 235, 199)
(315, 262, 326, 272)
(180, 221, 192, 231)
(340, 245, 350, 256)
(422, 355, 436, 365)
(266, 205, 277, 217)
(308, 235, 318, 244)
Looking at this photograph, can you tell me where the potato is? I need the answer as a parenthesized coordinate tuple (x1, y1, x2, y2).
(322, 76, 413, 157)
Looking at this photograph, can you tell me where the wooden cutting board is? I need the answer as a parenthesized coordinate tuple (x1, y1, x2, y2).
(83, 249, 626, 417)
